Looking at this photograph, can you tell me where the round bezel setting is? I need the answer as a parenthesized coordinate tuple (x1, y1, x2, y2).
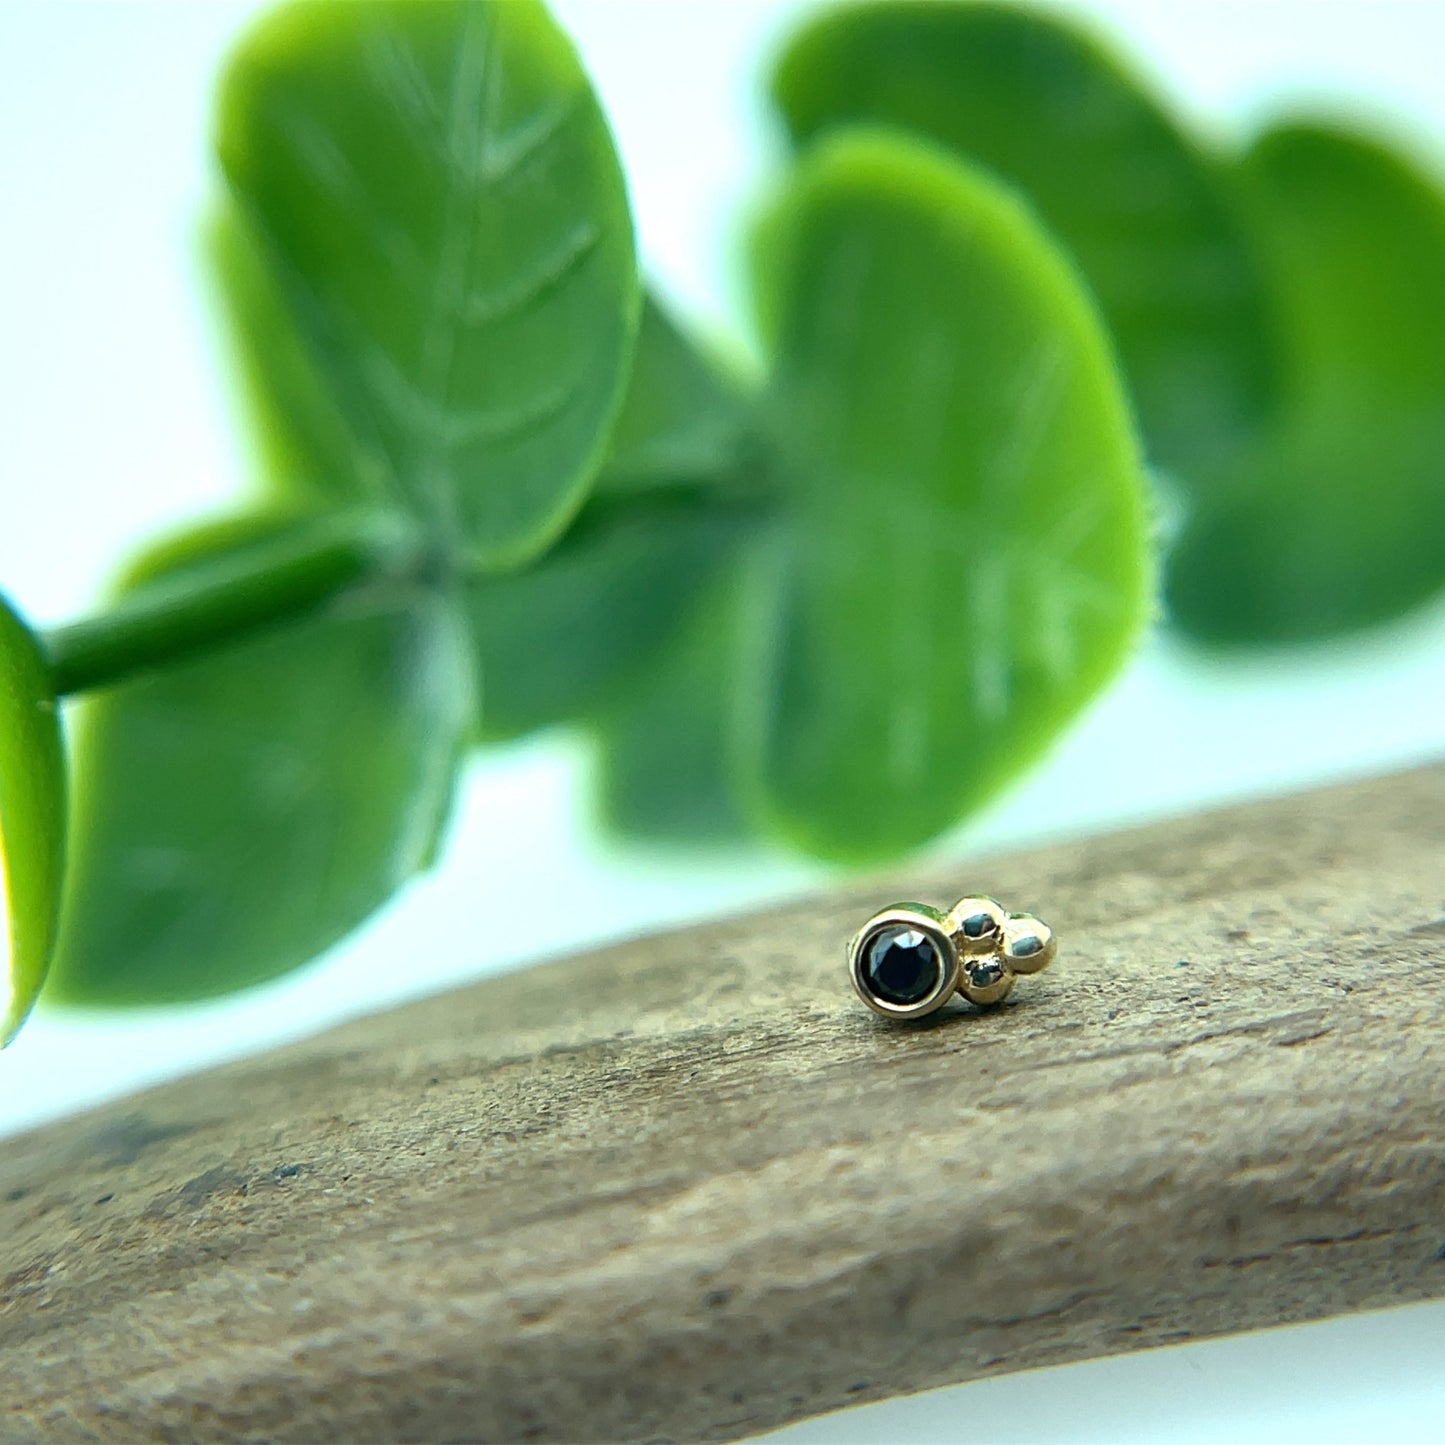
(848, 904, 959, 1019)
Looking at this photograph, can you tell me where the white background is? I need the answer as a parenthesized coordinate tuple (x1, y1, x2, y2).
(1, 2, 1443, 1440)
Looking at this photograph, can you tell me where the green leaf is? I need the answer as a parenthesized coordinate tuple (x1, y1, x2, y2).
(598, 294, 753, 494)
(466, 494, 748, 741)
(216, 0, 640, 566)
(771, 1, 1276, 481)
(1168, 122, 1445, 642)
(207, 203, 368, 505)
(0, 594, 66, 1043)
(592, 574, 751, 846)
(46, 517, 473, 1005)
(1240, 124, 1445, 415)
(744, 130, 1149, 859)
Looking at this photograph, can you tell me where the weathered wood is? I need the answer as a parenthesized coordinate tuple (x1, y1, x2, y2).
(4, 764, 1445, 1443)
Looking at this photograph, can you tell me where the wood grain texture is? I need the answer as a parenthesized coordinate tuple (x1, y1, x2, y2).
(4, 764, 1445, 1443)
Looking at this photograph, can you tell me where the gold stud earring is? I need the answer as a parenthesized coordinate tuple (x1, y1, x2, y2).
(848, 895, 1056, 1020)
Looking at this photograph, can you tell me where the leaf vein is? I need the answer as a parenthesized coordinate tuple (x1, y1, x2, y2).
(482, 96, 579, 188)
(462, 221, 600, 327)
(442, 380, 582, 452)
(364, 22, 444, 151)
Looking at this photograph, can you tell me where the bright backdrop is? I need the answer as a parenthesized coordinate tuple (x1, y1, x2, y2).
(2, 3, 1443, 1440)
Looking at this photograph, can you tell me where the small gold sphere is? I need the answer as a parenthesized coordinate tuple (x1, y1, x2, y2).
(1001, 914, 1057, 975)
(957, 953, 1016, 1007)
(946, 895, 1006, 955)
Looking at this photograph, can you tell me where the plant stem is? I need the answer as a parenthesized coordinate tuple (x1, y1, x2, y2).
(44, 509, 421, 697)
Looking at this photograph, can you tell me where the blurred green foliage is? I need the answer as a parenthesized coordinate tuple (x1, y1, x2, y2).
(1168, 123, 1445, 640)
(0, 595, 66, 1041)
(48, 515, 474, 1005)
(213, 0, 640, 565)
(3, 0, 1442, 1032)
(772, 1, 1445, 643)
(744, 131, 1148, 857)
(772, 0, 1277, 483)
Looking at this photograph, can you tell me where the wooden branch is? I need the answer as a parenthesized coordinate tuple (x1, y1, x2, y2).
(5, 764, 1445, 1443)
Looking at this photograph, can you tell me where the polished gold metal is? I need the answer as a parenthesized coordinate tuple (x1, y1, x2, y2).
(846, 902, 959, 1019)
(849, 893, 1057, 1019)
(947, 896, 1007, 954)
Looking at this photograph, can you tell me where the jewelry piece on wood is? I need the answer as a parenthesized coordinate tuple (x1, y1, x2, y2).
(848, 895, 1056, 1019)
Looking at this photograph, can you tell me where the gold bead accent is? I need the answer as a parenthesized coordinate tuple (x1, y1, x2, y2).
(946, 896, 1007, 955)
(957, 952, 1016, 1007)
(1002, 914, 1057, 975)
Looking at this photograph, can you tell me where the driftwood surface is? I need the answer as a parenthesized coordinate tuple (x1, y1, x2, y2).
(4, 764, 1445, 1443)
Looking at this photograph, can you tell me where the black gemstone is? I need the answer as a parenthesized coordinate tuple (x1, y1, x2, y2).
(862, 925, 943, 1005)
